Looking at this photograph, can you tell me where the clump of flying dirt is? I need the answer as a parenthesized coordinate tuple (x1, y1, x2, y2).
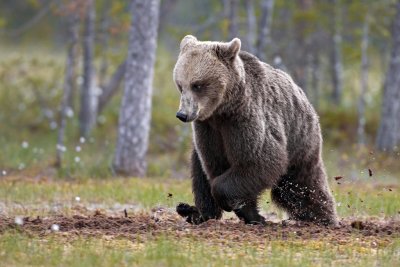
(0, 211, 398, 245)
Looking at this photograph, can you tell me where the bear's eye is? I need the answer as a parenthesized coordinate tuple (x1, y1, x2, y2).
(191, 84, 202, 92)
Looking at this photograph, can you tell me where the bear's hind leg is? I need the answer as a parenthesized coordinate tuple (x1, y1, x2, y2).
(271, 165, 338, 226)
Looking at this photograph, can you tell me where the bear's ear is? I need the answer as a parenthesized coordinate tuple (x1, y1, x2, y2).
(228, 38, 241, 57)
(180, 35, 197, 51)
(215, 38, 241, 61)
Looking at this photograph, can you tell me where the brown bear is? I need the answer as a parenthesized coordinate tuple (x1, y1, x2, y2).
(173, 35, 338, 226)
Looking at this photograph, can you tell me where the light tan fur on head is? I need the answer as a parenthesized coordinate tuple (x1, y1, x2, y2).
(173, 35, 245, 122)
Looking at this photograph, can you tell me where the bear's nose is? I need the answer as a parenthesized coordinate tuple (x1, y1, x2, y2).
(176, 112, 188, 122)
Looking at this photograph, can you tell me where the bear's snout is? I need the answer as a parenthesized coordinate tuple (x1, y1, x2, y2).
(176, 111, 189, 122)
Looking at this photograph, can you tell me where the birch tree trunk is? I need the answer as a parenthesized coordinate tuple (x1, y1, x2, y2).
(79, 0, 97, 138)
(256, 0, 274, 61)
(357, 13, 369, 146)
(244, 0, 256, 54)
(376, 1, 400, 152)
(99, 0, 111, 85)
(56, 12, 79, 168)
(113, 0, 160, 177)
(330, 0, 343, 105)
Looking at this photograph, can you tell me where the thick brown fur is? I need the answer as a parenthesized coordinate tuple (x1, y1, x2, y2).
(174, 35, 338, 226)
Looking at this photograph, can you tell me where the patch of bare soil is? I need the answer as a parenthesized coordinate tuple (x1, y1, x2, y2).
(1, 210, 399, 245)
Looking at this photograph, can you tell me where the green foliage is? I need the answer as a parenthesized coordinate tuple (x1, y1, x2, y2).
(0, 46, 193, 179)
(320, 108, 359, 144)
(0, 56, 63, 131)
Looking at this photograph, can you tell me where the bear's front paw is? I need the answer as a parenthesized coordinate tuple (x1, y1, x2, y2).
(176, 203, 204, 224)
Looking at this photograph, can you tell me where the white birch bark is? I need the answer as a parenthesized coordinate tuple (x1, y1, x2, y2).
(113, 0, 160, 176)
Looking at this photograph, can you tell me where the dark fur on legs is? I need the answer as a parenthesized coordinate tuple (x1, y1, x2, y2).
(176, 203, 203, 224)
(191, 149, 223, 221)
(234, 199, 266, 225)
(176, 150, 222, 224)
(271, 165, 338, 226)
(210, 168, 268, 225)
(177, 200, 266, 225)
(176, 150, 267, 225)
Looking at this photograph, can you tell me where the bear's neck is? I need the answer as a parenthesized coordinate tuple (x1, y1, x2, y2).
(216, 79, 250, 118)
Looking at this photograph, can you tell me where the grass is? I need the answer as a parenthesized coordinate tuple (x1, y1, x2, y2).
(0, 228, 399, 266)
(0, 177, 399, 218)
(0, 177, 192, 217)
(0, 171, 398, 267)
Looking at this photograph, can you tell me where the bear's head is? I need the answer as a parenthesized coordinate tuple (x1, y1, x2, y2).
(173, 35, 245, 122)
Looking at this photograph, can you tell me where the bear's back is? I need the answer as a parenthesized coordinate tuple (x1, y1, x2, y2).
(238, 51, 321, 162)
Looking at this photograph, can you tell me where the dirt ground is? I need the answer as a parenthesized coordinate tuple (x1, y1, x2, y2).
(1, 209, 398, 245)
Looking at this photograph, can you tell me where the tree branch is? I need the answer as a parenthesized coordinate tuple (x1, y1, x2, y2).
(0, 1, 53, 37)
(97, 60, 127, 114)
